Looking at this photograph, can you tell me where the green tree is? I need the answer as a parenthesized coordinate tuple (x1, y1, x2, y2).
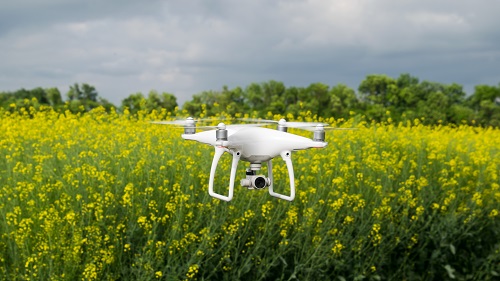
(121, 93, 146, 114)
(262, 80, 286, 114)
(417, 90, 449, 124)
(97, 97, 115, 112)
(182, 94, 204, 116)
(146, 90, 162, 112)
(28, 87, 49, 104)
(67, 83, 101, 112)
(160, 92, 178, 113)
(467, 84, 500, 127)
(217, 86, 246, 116)
(394, 73, 422, 115)
(46, 88, 63, 107)
(305, 82, 330, 116)
(67, 83, 81, 101)
(245, 82, 265, 112)
(0, 92, 11, 108)
(358, 74, 398, 106)
(81, 83, 98, 102)
(448, 104, 474, 124)
(282, 86, 303, 117)
(328, 84, 359, 119)
(144, 90, 178, 114)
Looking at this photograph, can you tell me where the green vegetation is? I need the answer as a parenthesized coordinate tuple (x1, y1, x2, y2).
(1, 74, 499, 279)
(0, 108, 499, 280)
(1, 73, 499, 126)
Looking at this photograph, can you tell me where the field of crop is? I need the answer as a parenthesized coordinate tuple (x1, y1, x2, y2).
(1, 105, 499, 280)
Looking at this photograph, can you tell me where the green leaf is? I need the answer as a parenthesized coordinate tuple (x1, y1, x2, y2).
(354, 274, 366, 281)
(449, 243, 456, 255)
(444, 264, 456, 279)
(278, 255, 288, 266)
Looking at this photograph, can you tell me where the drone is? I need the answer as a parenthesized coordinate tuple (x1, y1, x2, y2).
(153, 117, 351, 201)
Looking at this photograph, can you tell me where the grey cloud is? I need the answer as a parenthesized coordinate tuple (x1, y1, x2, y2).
(0, 0, 499, 105)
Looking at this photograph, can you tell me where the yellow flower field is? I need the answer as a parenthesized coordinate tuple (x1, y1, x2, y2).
(1, 106, 499, 280)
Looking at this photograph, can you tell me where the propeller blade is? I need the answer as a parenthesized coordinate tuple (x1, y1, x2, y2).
(226, 124, 267, 128)
(193, 123, 267, 131)
(297, 126, 359, 132)
(237, 118, 328, 128)
(236, 118, 276, 124)
(151, 116, 234, 126)
(324, 127, 358, 131)
(284, 121, 329, 128)
(150, 120, 193, 125)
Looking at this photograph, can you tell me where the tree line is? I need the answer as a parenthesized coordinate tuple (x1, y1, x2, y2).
(0, 83, 178, 116)
(182, 74, 500, 127)
(1, 74, 499, 127)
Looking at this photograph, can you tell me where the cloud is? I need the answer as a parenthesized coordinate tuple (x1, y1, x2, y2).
(0, 0, 499, 105)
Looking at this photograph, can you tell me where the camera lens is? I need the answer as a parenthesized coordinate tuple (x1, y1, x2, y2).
(254, 177, 266, 189)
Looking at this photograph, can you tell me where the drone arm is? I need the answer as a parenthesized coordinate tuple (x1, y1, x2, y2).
(208, 147, 241, 201)
(268, 150, 295, 201)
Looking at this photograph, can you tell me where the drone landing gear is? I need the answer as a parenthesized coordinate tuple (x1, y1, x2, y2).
(268, 151, 295, 201)
(208, 147, 295, 202)
(208, 146, 240, 201)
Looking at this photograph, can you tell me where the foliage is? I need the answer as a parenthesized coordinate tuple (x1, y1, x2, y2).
(121, 91, 178, 115)
(0, 83, 112, 114)
(1, 74, 499, 126)
(179, 75, 499, 127)
(1, 107, 499, 280)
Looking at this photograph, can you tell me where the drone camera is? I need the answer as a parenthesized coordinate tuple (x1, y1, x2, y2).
(241, 175, 271, 189)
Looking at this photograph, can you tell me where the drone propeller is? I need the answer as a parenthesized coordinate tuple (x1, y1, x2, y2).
(238, 118, 327, 126)
(151, 116, 197, 125)
(297, 125, 359, 132)
(238, 118, 328, 131)
(151, 116, 236, 124)
(239, 118, 357, 130)
(152, 118, 268, 135)
(151, 121, 194, 126)
(299, 124, 357, 142)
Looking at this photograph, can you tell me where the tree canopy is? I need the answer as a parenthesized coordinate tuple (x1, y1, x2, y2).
(1, 74, 499, 127)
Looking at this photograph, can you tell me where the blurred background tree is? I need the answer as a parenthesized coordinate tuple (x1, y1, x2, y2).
(1, 75, 499, 127)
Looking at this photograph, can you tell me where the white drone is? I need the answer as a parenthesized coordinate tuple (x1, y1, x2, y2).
(154, 117, 348, 201)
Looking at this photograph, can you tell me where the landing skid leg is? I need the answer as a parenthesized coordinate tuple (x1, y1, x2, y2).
(208, 147, 241, 201)
(268, 150, 295, 201)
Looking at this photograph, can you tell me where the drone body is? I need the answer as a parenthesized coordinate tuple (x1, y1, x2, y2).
(183, 126, 327, 162)
(154, 118, 337, 202)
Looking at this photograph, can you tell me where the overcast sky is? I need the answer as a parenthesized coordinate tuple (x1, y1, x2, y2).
(1, 0, 499, 105)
